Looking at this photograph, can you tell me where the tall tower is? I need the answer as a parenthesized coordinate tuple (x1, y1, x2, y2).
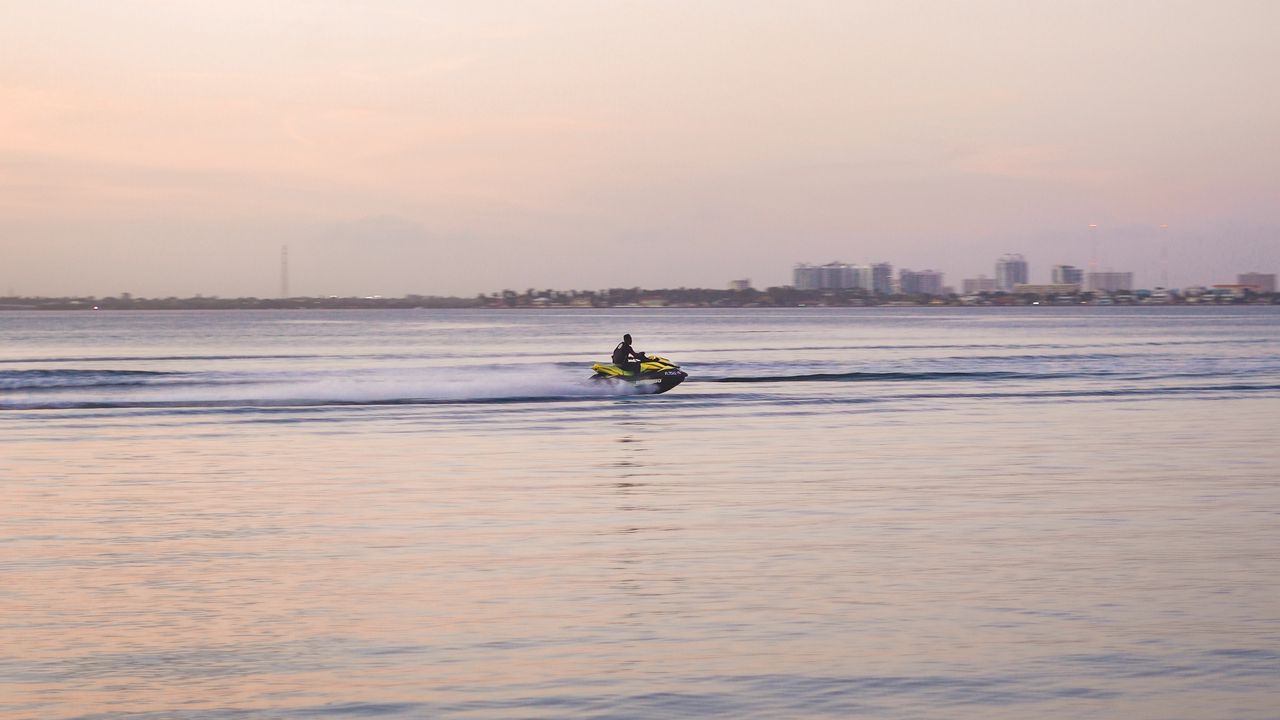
(871, 262, 893, 295)
(280, 245, 290, 299)
(995, 253, 1028, 292)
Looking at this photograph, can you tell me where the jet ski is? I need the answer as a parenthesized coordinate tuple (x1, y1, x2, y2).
(590, 355, 688, 394)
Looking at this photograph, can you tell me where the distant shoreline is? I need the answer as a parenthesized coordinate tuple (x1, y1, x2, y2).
(1, 293, 1276, 312)
(4, 284, 1277, 311)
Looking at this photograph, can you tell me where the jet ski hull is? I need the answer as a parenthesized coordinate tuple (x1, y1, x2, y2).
(590, 356, 687, 394)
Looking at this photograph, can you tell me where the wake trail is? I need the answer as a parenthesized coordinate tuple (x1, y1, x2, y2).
(0, 368, 652, 410)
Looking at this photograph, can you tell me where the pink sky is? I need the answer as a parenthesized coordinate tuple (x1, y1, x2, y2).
(2, 1, 1277, 296)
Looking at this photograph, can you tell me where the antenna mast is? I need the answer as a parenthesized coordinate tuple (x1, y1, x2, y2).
(280, 245, 290, 299)
(1159, 224, 1169, 288)
(1088, 224, 1098, 273)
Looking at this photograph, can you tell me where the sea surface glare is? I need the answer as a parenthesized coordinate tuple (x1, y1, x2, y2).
(2, 307, 1278, 719)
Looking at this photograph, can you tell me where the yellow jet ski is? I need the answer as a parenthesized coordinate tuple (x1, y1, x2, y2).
(590, 355, 687, 394)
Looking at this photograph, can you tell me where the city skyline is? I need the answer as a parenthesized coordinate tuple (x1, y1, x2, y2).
(3, 2, 1278, 297)
(792, 243, 1272, 295)
(4, 228, 1273, 299)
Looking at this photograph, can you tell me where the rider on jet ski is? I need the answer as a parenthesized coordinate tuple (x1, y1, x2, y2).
(592, 335, 686, 393)
(612, 334, 647, 374)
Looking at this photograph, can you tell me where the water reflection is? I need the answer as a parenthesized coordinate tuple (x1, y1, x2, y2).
(604, 420, 654, 483)
(3, 309, 1279, 719)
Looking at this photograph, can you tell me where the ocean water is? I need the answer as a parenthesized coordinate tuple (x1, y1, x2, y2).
(2, 307, 1278, 719)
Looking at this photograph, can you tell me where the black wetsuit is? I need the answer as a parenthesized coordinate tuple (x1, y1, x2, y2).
(613, 341, 644, 374)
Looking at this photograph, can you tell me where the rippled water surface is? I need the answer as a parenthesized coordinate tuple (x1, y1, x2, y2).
(3, 307, 1279, 719)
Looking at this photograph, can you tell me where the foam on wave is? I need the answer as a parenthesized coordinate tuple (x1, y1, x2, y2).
(0, 367, 647, 409)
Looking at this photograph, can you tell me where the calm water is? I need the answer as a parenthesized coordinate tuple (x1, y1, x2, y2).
(2, 307, 1278, 719)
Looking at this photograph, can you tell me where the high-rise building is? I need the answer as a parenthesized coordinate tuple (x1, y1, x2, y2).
(1238, 272, 1276, 293)
(728, 279, 752, 291)
(871, 262, 893, 295)
(899, 269, 945, 295)
(962, 276, 998, 294)
(1085, 271, 1133, 292)
(793, 263, 822, 290)
(796, 261, 899, 292)
(796, 262, 862, 289)
(1052, 264, 1084, 286)
(847, 265, 874, 291)
(995, 254, 1028, 291)
(819, 262, 855, 290)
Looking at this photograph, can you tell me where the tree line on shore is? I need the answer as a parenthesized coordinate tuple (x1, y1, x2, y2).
(3, 285, 1276, 310)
